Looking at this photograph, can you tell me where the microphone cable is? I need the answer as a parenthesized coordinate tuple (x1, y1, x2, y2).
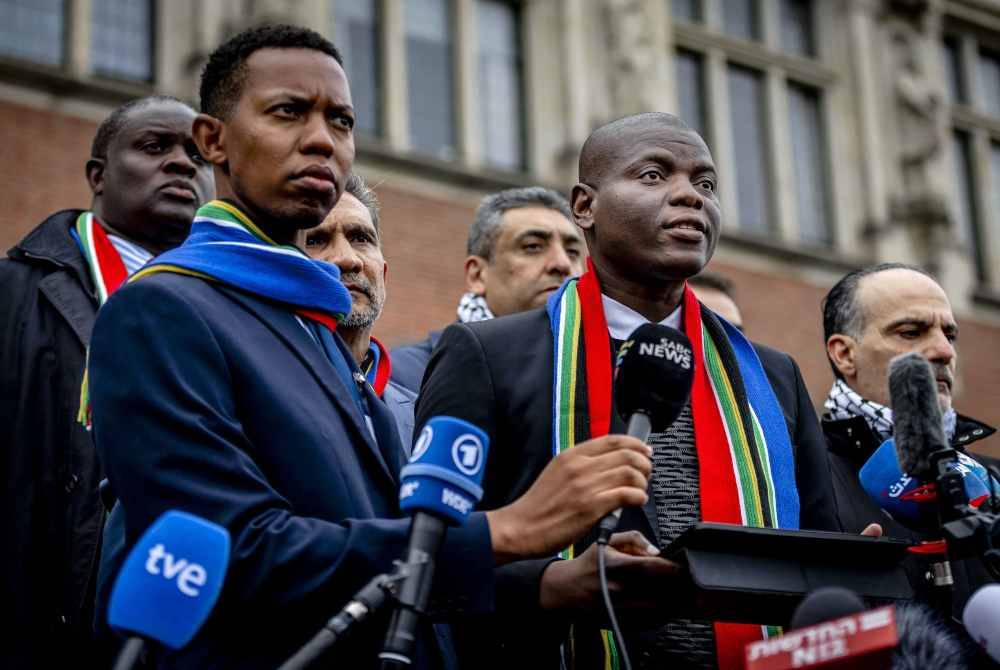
(596, 538, 633, 670)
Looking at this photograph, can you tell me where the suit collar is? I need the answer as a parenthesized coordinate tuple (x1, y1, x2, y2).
(215, 285, 399, 490)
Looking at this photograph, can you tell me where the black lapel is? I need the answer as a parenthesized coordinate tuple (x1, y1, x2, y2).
(38, 273, 97, 348)
(215, 286, 396, 490)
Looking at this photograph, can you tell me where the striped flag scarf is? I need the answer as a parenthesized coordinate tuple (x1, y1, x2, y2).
(79, 200, 352, 428)
(75, 212, 128, 305)
(546, 261, 800, 669)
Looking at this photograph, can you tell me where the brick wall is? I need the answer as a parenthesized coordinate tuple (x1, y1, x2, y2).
(0, 100, 97, 250)
(2, 99, 997, 457)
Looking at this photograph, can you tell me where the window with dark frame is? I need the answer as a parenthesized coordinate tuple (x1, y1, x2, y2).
(333, 0, 381, 137)
(727, 63, 772, 236)
(674, 48, 708, 145)
(405, 0, 457, 160)
(788, 81, 831, 246)
(91, 0, 154, 82)
(0, 0, 65, 67)
(477, 0, 524, 171)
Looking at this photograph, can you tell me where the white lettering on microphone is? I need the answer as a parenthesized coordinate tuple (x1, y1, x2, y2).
(638, 339, 692, 370)
(441, 488, 473, 515)
(145, 543, 208, 597)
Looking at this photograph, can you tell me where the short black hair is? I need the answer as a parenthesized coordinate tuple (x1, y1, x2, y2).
(468, 187, 573, 258)
(689, 271, 735, 298)
(91, 95, 188, 160)
(821, 262, 935, 379)
(200, 24, 343, 120)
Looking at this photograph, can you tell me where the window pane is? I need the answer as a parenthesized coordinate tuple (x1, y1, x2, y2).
(675, 49, 707, 143)
(978, 49, 1000, 118)
(91, 0, 152, 81)
(0, 0, 64, 66)
(780, 0, 814, 57)
(941, 38, 965, 105)
(334, 0, 381, 136)
(951, 130, 984, 278)
(478, 1, 523, 170)
(788, 83, 831, 245)
(671, 0, 702, 23)
(989, 142, 1000, 281)
(406, 0, 456, 160)
(727, 64, 771, 235)
(721, 0, 759, 41)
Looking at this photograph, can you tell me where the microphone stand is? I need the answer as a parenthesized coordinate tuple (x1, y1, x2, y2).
(278, 568, 409, 670)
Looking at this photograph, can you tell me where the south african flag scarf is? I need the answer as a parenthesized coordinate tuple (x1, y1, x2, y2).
(547, 260, 800, 669)
(74, 212, 128, 305)
(78, 200, 352, 428)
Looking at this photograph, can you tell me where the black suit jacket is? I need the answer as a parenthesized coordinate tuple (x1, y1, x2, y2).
(416, 307, 838, 669)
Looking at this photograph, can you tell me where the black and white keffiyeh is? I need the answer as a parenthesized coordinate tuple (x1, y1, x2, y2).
(824, 378, 957, 443)
(456, 292, 494, 324)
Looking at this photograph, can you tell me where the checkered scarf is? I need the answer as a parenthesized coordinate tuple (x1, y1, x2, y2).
(823, 378, 957, 443)
(456, 292, 494, 323)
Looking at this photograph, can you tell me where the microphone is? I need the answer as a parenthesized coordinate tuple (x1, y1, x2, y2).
(108, 510, 230, 670)
(379, 416, 490, 668)
(963, 584, 1000, 664)
(747, 591, 964, 669)
(789, 587, 866, 629)
(859, 438, 994, 531)
(888, 352, 948, 481)
(597, 323, 695, 543)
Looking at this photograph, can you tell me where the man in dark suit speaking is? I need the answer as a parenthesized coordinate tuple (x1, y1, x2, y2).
(416, 113, 843, 670)
(87, 25, 654, 669)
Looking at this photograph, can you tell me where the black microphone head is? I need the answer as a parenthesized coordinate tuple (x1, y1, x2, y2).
(889, 352, 947, 479)
(789, 587, 866, 630)
(614, 323, 694, 433)
(892, 602, 965, 670)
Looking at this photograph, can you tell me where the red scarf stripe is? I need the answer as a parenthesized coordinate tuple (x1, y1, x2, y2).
(369, 336, 392, 398)
(685, 287, 767, 667)
(684, 286, 743, 525)
(298, 308, 340, 334)
(577, 260, 613, 437)
(84, 214, 128, 301)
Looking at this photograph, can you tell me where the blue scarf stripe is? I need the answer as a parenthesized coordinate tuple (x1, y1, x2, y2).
(145, 210, 352, 319)
(717, 317, 800, 529)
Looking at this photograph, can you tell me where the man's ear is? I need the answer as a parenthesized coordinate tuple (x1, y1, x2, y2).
(826, 334, 858, 380)
(464, 255, 488, 296)
(571, 183, 596, 233)
(192, 113, 227, 167)
(85, 158, 106, 196)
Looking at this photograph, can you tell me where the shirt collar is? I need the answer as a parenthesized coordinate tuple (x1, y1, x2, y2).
(106, 233, 153, 276)
(601, 293, 682, 340)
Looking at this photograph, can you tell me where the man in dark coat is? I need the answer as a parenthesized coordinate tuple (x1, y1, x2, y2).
(391, 186, 585, 393)
(0, 95, 213, 667)
(416, 112, 847, 670)
(820, 262, 998, 616)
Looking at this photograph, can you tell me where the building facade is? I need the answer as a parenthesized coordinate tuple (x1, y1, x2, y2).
(1, 0, 998, 456)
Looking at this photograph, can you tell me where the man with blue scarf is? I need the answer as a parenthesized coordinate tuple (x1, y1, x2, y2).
(87, 24, 654, 669)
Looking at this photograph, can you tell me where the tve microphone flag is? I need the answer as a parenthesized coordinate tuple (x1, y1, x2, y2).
(859, 437, 992, 530)
(108, 510, 230, 649)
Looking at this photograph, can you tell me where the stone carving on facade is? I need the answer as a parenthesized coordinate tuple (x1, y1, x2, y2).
(601, 0, 659, 117)
(884, 0, 950, 273)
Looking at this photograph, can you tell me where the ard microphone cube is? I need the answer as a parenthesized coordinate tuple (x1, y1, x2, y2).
(108, 510, 230, 649)
(399, 416, 490, 525)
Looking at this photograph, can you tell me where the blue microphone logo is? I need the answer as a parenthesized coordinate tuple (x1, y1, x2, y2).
(108, 510, 230, 649)
(451, 433, 484, 477)
(400, 416, 490, 525)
